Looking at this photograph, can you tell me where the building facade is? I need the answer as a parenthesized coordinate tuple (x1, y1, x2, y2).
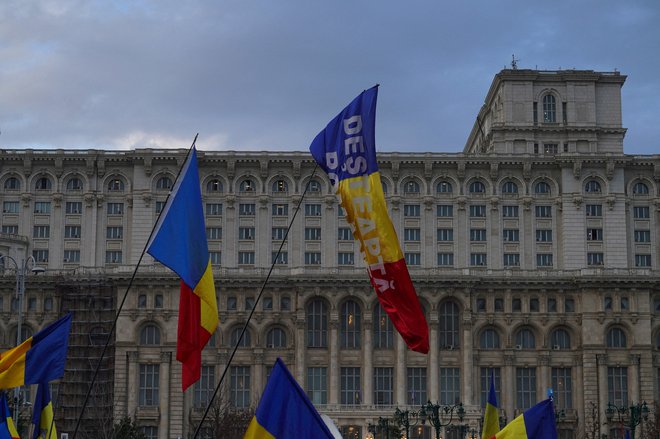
(1, 69, 659, 439)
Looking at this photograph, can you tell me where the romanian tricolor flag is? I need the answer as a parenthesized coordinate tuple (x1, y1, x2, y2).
(147, 146, 219, 391)
(482, 369, 500, 439)
(0, 393, 19, 439)
(0, 313, 72, 389)
(32, 383, 56, 439)
(493, 399, 557, 439)
(309, 86, 430, 353)
(243, 358, 334, 439)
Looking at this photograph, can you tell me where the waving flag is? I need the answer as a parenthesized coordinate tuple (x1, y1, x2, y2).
(309, 86, 429, 353)
(482, 369, 500, 439)
(243, 358, 334, 439)
(0, 314, 72, 389)
(32, 383, 56, 439)
(147, 146, 219, 390)
(494, 399, 557, 439)
(0, 393, 19, 439)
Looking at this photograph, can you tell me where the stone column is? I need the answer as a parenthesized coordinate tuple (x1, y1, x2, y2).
(597, 354, 609, 429)
(574, 355, 584, 423)
(429, 325, 439, 402)
(159, 352, 171, 439)
(329, 320, 339, 406)
(504, 354, 515, 421)
(254, 351, 264, 403)
(295, 320, 306, 384)
(629, 354, 641, 403)
(127, 351, 139, 416)
(396, 335, 406, 406)
(363, 321, 373, 406)
(462, 316, 474, 406)
(539, 354, 550, 400)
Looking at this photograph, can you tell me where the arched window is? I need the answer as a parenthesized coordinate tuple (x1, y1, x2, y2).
(437, 181, 453, 194)
(656, 332, 660, 350)
(230, 327, 251, 347)
(373, 302, 393, 349)
(633, 182, 649, 195)
(306, 299, 328, 348)
(272, 179, 288, 193)
(15, 326, 33, 343)
(438, 301, 460, 348)
(44, 297, 53, 311)
(35, 177, 52, 191)
(239, 178, 256, 193)
(534, 181, 551, 195)
(140, 324, 161, 345)
(480, 328, 500, 349)
(551, 328, 571, 349)
(156, 176, 172, 190)
(404, 180, 420, 195)
(308, 179, 321, 193)
(207, 332, 216, 348)
(502, 181, 518, 194)
(515, 327, 536, 349)
(606, 327, 627, 348)
(542, 94, 556, 123)
(469, 181, 486, 194)
(207, 179, 223, 193)
(4, 177, 20, 190)
(66, 177, 83, 192)
(266, 327, 287, 348)
(340, 300, 362, 349)
(585, 180, 602, 193)
(380, 179, 388, 194)
(108, 178, 125, 192)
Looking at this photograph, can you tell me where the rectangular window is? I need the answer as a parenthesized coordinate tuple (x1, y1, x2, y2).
(230, 366, 251, 408)
(2, 201, 19, 213)
(635, 254, 651, 267)
(587, 228, 603, 241)
(340, 367, 361, 406)
(238, 252, 255, 265)
(536, 254, 554, 267)
(470, 253, 487, 266)
(206, 227, 222, 240)
(535, 205, 552, 218)
(502, 205, 519, 218)
(307, 367, 328, 405)
(633, 206, 650, 219)
(607, 367, 628, 406)
(504, 253, 520, 267)
(544, 143, 558, 154)
(502, 229, 519, 242)
(437, 253, 454, 266)
(209, 251, 221, 265)
(439, 368, 460, 405)
(238, 203, 255, 216)
(404, 228, 421, 242)
(552, 368, 572, 409)
(587, 252, 604, 266)
(239, 227, 255, 240)
(33, 249, 49, 263)
(536, 229, 553, 242)
(338, 252, 354, 265)
(34, 202, 51, 214)
(139, 364, 160, 406)
(470, 205, 486, 218)
(1, 225, 18, 234)
(533, 102, 538, 124)
(374, 367, 393, 407)
(480, 368, 501, 407)
(338, 227, 353, 241)
(193, 366, 215, 408)
(305, 252, 321, 265)
(64, 225, 81, 239)
(106, 226, 123, 239)
(105, 251, 122, 264)
(33, 225, 50, 239)
(305, 203, 322, 217)
(516, 367, 537, 410)
(155, 201, 165, 214)
(272, 227, 287, 241)
(305, 227, 322, 241)
(634, 230, 651, 243)
(63, 250, 80, 263)
(405, 252, 421, 266)
(407, 368, 427, 405)
(272, 251, 288, 265)
(470, 229, 487, 241)
(141, 427, 158, 439)
(586, 204, 602, 217)
(206, 203, 223, 216)
(437, 205, 454, 217)
(107, 202, 124, 215)
(272, 203, 288, 216)
(404, 204, 421, 217)
(437, 228, 454, 242)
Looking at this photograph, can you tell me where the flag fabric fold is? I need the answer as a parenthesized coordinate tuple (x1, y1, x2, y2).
(0, 313, 72, 389)
(309, 86, 430, 353)
(243, 358, 334, 439)
(494, 399, 557, 439)
(146, 146, 219, 391)
(32, 383, 56, 439)
(0, 393, 19, 439)
(482, 369, 500, 439)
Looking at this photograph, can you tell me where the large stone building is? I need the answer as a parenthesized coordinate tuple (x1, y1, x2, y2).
(1, 68, 659, 439)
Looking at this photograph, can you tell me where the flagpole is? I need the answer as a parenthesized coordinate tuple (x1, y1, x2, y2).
(192, 162, 320, 439)
(71, 135, 199, 439)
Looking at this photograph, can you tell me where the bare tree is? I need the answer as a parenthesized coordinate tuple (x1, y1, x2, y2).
(190, 397, 254, 439)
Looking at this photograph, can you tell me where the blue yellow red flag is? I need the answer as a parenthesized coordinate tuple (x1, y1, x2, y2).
(309, 86, 430, 353)
(0, 392, 19, 439)
(494, 399, 557, 439)
(243, 358, 334, 439)
(146, 146, 219, 390)
(32, 383, 57, 439)
(0, 314, 72, 389)
(482, 369, 500, 439)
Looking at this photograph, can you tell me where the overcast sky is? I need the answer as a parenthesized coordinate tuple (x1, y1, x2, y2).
(1, 0, 659, 155)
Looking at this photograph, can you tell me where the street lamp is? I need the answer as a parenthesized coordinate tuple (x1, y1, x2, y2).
(605, 401, 649, 439)
(0, 254, 44, 426)
(367, 417, 393, 439)
(419, 401, 465, 439)
(395, 407, 422, 439)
